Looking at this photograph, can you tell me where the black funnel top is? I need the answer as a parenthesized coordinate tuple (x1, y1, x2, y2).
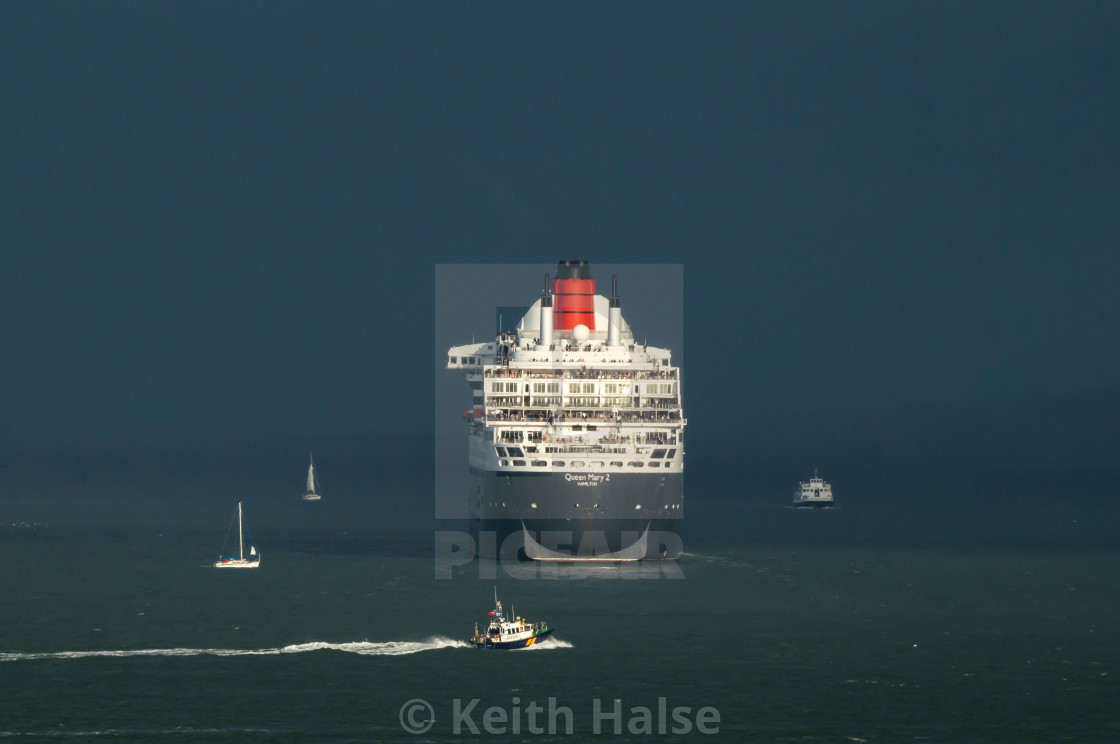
(541, 273, 553, 306)
(556, 260, 591, 280)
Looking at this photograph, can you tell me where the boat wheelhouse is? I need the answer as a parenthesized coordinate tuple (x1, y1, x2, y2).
(469, 590, 554, 649)
(794, 468, 834, 508)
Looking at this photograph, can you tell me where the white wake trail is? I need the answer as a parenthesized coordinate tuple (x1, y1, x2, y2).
(0, 636, 469, 661)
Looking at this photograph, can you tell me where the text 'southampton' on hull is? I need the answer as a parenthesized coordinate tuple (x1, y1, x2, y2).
(447, 261, 685, 560)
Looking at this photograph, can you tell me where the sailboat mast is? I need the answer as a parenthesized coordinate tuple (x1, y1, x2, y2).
(238, 501, 244, 559)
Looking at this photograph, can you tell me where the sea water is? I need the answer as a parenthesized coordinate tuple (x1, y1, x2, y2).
(2, 461, 1118, 742)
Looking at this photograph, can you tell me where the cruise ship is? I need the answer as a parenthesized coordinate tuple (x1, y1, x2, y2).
(446, 261, 685, 560)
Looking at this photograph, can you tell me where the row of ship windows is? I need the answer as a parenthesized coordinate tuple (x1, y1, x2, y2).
(498, 460, 674, 468)
(489, 382, 674, 395)
(499, 447, 677, 459)
(487, 396, 658, 408)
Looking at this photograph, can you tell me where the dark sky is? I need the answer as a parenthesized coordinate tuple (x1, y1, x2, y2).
(2, 2, 1118, 473)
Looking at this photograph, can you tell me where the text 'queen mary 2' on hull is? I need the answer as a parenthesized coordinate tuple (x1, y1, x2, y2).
(447, 261, 685, 560)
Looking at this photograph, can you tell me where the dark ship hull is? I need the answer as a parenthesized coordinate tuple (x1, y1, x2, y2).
(467, 470, 684, 560)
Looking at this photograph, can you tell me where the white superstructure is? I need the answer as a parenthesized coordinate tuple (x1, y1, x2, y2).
(794, 468, 834, 508)
(447, 276, 684, 486)
(446, 261, 685, 560)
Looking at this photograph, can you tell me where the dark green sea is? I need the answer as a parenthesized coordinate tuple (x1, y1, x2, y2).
(2, 456, 1118, 742)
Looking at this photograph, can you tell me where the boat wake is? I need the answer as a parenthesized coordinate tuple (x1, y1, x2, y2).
(0, 636, 469, 662)
(0, 727, 274, 738)
(517, 637, 573, 651)
(679, 551, 725, 561)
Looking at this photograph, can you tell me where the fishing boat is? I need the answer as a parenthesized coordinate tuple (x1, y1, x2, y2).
(301, 452, 321, 501)
(214, 501, 261, 568)
(469, 589, 554, 649)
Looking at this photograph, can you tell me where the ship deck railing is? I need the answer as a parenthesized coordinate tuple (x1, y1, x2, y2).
(483, 406, 681, 418)
(485, 410, 681, 423)
(484, 399, 680, 409)
(495, 432, 675, 445)
(541, 446, 631, 454)
(484, 368, 677, 380)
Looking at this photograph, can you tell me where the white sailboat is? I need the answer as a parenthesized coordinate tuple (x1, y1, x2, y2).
(301, 452, 321, 501)
(214, 501, 261, 568)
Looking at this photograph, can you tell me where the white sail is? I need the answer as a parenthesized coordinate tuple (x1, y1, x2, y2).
(301, 452, 321, 500)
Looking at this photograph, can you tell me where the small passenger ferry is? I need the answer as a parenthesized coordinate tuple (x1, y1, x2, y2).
(794, 468, 834, 508)
(470, 589, 554, 649)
